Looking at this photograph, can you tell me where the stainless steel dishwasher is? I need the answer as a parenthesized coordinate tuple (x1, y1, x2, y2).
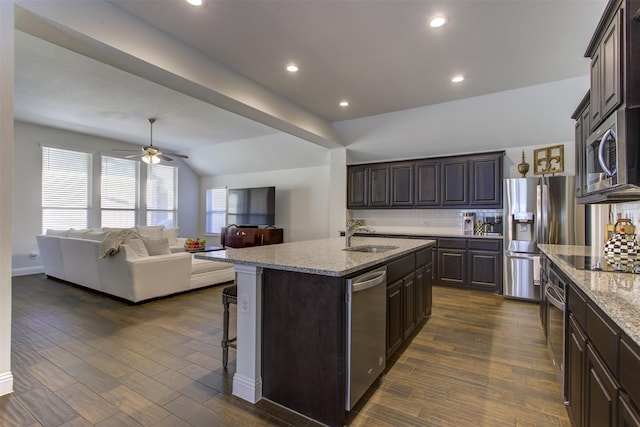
(345, 266, 387, 410)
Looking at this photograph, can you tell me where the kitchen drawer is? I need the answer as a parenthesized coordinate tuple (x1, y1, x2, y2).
(387, 254, 416, 284)
(568, 283, 587, 329)
(467, 239, 501, 251)
(586, 303, 619, 374)
(438, 238, 466, 249)
(415, 249, 427, 267)
(620, 336, 640, 411)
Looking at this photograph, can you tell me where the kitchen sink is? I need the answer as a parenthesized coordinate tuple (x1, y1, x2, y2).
(342, 245, 398, 253)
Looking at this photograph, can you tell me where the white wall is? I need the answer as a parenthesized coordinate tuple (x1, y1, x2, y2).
(0, 0, 14, 397)
(334, 76, 589, 166)
(201, 165, 331, 244)
(12, 121, 200, 275)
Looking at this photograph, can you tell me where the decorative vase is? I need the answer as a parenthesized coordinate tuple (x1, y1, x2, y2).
(517, 150, 530, 178)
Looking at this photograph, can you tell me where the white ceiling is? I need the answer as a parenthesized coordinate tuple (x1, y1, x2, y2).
(14, 0, 608, 175)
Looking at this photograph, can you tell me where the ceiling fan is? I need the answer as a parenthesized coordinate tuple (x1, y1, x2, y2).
(113, 118, 189, 164)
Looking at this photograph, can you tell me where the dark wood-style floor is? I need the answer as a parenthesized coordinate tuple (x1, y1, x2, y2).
(1, 274, 570, 426)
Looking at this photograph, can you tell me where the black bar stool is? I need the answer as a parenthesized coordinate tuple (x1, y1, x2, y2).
(221, 284, 237, 369)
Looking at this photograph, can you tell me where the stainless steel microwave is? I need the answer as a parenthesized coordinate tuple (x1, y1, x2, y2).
(582, 108, 640, 203)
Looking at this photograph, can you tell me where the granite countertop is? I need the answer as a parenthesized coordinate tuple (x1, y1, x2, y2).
(196, 236, 435, 277)
(347, 226, 502, 240)
(538, 244, 640, 345)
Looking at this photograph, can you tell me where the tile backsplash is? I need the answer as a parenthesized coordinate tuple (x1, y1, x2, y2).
(347, 208, 503, 234)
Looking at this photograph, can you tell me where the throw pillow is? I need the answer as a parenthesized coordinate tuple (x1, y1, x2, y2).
(46, 229, 68, 237)
(124, 237, 149, 257)
(142, 236, 171, 255)
(85, 230, 108, 241)
(136, 225, 165, 238)
(68, 228, 89, 239)
(163, 227, 179, 245)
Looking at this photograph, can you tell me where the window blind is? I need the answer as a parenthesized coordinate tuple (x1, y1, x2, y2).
(146, 164, 177, 227)
(206, 188, 227, 234)
(101, 156, 138, 228)
(42, 147, 92, 233)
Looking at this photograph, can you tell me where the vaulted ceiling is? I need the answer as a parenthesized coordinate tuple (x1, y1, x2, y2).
(14, 0, 607, 175)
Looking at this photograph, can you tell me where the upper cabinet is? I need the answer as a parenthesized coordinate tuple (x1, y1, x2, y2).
(347, 165, 368, 208)
(468, 154, 502, 206)
(415, 160, 440, 206)
(572, 92, 590, 199)
(586, 0, 640, 130)
(347, 151, 503, 210)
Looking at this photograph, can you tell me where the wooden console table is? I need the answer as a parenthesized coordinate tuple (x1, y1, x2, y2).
(221, 227, 283, 248)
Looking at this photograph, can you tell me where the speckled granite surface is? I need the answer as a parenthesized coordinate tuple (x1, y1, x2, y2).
(196, 236, 435, 277)
(538, 244, 640, 345)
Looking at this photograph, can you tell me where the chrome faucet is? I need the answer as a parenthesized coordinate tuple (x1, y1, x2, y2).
(345, 220, 375, 247)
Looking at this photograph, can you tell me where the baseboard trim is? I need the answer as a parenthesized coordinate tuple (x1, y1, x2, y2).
(233, 373, 262, 403)
(12, 266, 43, 277)
(0, 371, 13, 396)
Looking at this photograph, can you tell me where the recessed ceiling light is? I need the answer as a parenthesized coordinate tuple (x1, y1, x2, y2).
(339, 101, 349, 107)
(186, 0, 205, 6)
(286, 64, 299, 73)
(429, 16, 447, 28)
(451, 75, 465, 83)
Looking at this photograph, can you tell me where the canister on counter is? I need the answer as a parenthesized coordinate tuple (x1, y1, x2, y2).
(474, 220, 484, 235)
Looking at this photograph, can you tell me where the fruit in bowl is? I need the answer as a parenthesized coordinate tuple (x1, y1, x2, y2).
(184, 237, 206, 251)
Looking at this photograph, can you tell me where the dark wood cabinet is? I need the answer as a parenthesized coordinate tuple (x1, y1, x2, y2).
(585, 343, 619, 427)
(386, 279, 403, 357)
(403, 272, 416, 338)
(369, 164, 391, 207)
(620, 337, 640, 414)
(573, 92, 590, 199)
(441, 158, 468, 206)
(347, 165, 368, 208)
(567, 314, 587, 427)
(221, 226, 283, 248)
(438, 239, 466, 286)
(619, 393, 640, 427)
(347, 151, 503, 209)
(563, 279, 640, 427)
(391, 162, 414, 207)
(415, 160, 440, 206)
(468, 247, 502, 292)
(585, 0, 640, 130)
(468, 154, 502, 206)
(386, 247, 434, 359)
(415, 247, 434, 324)
(589, 8, 621, 129)
(600, 11, 622, 121)
(436, 238, 502, 293)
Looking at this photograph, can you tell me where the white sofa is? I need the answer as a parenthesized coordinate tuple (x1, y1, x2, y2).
(36, 229, 234, 303)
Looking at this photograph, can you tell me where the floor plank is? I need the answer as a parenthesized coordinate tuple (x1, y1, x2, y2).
(5, 274, 570, 426)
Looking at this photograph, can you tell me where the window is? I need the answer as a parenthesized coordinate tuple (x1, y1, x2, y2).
(206, 188, 227, 234)
(42, 147, 92, 233)
(101, 156, 138, 228)
(42, 146, 181, 232)
(146, 164, 177, 228)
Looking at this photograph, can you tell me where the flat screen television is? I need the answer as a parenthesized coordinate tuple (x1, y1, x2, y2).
(227, 186, 276, 227)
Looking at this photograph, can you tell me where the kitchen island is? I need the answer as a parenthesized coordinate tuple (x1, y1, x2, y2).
(197, 236, 435, 426)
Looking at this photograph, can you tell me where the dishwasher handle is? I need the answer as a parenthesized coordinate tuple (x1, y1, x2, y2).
(351, 269, 387, 293)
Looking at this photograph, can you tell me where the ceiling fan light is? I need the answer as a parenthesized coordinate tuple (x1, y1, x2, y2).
(142, 154, 160, 165)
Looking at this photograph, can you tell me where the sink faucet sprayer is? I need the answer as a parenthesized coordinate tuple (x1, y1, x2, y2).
(345, 219, 375, 247)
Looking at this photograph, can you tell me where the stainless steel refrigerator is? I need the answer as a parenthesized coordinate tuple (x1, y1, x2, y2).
(503, 176, 584, 301)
